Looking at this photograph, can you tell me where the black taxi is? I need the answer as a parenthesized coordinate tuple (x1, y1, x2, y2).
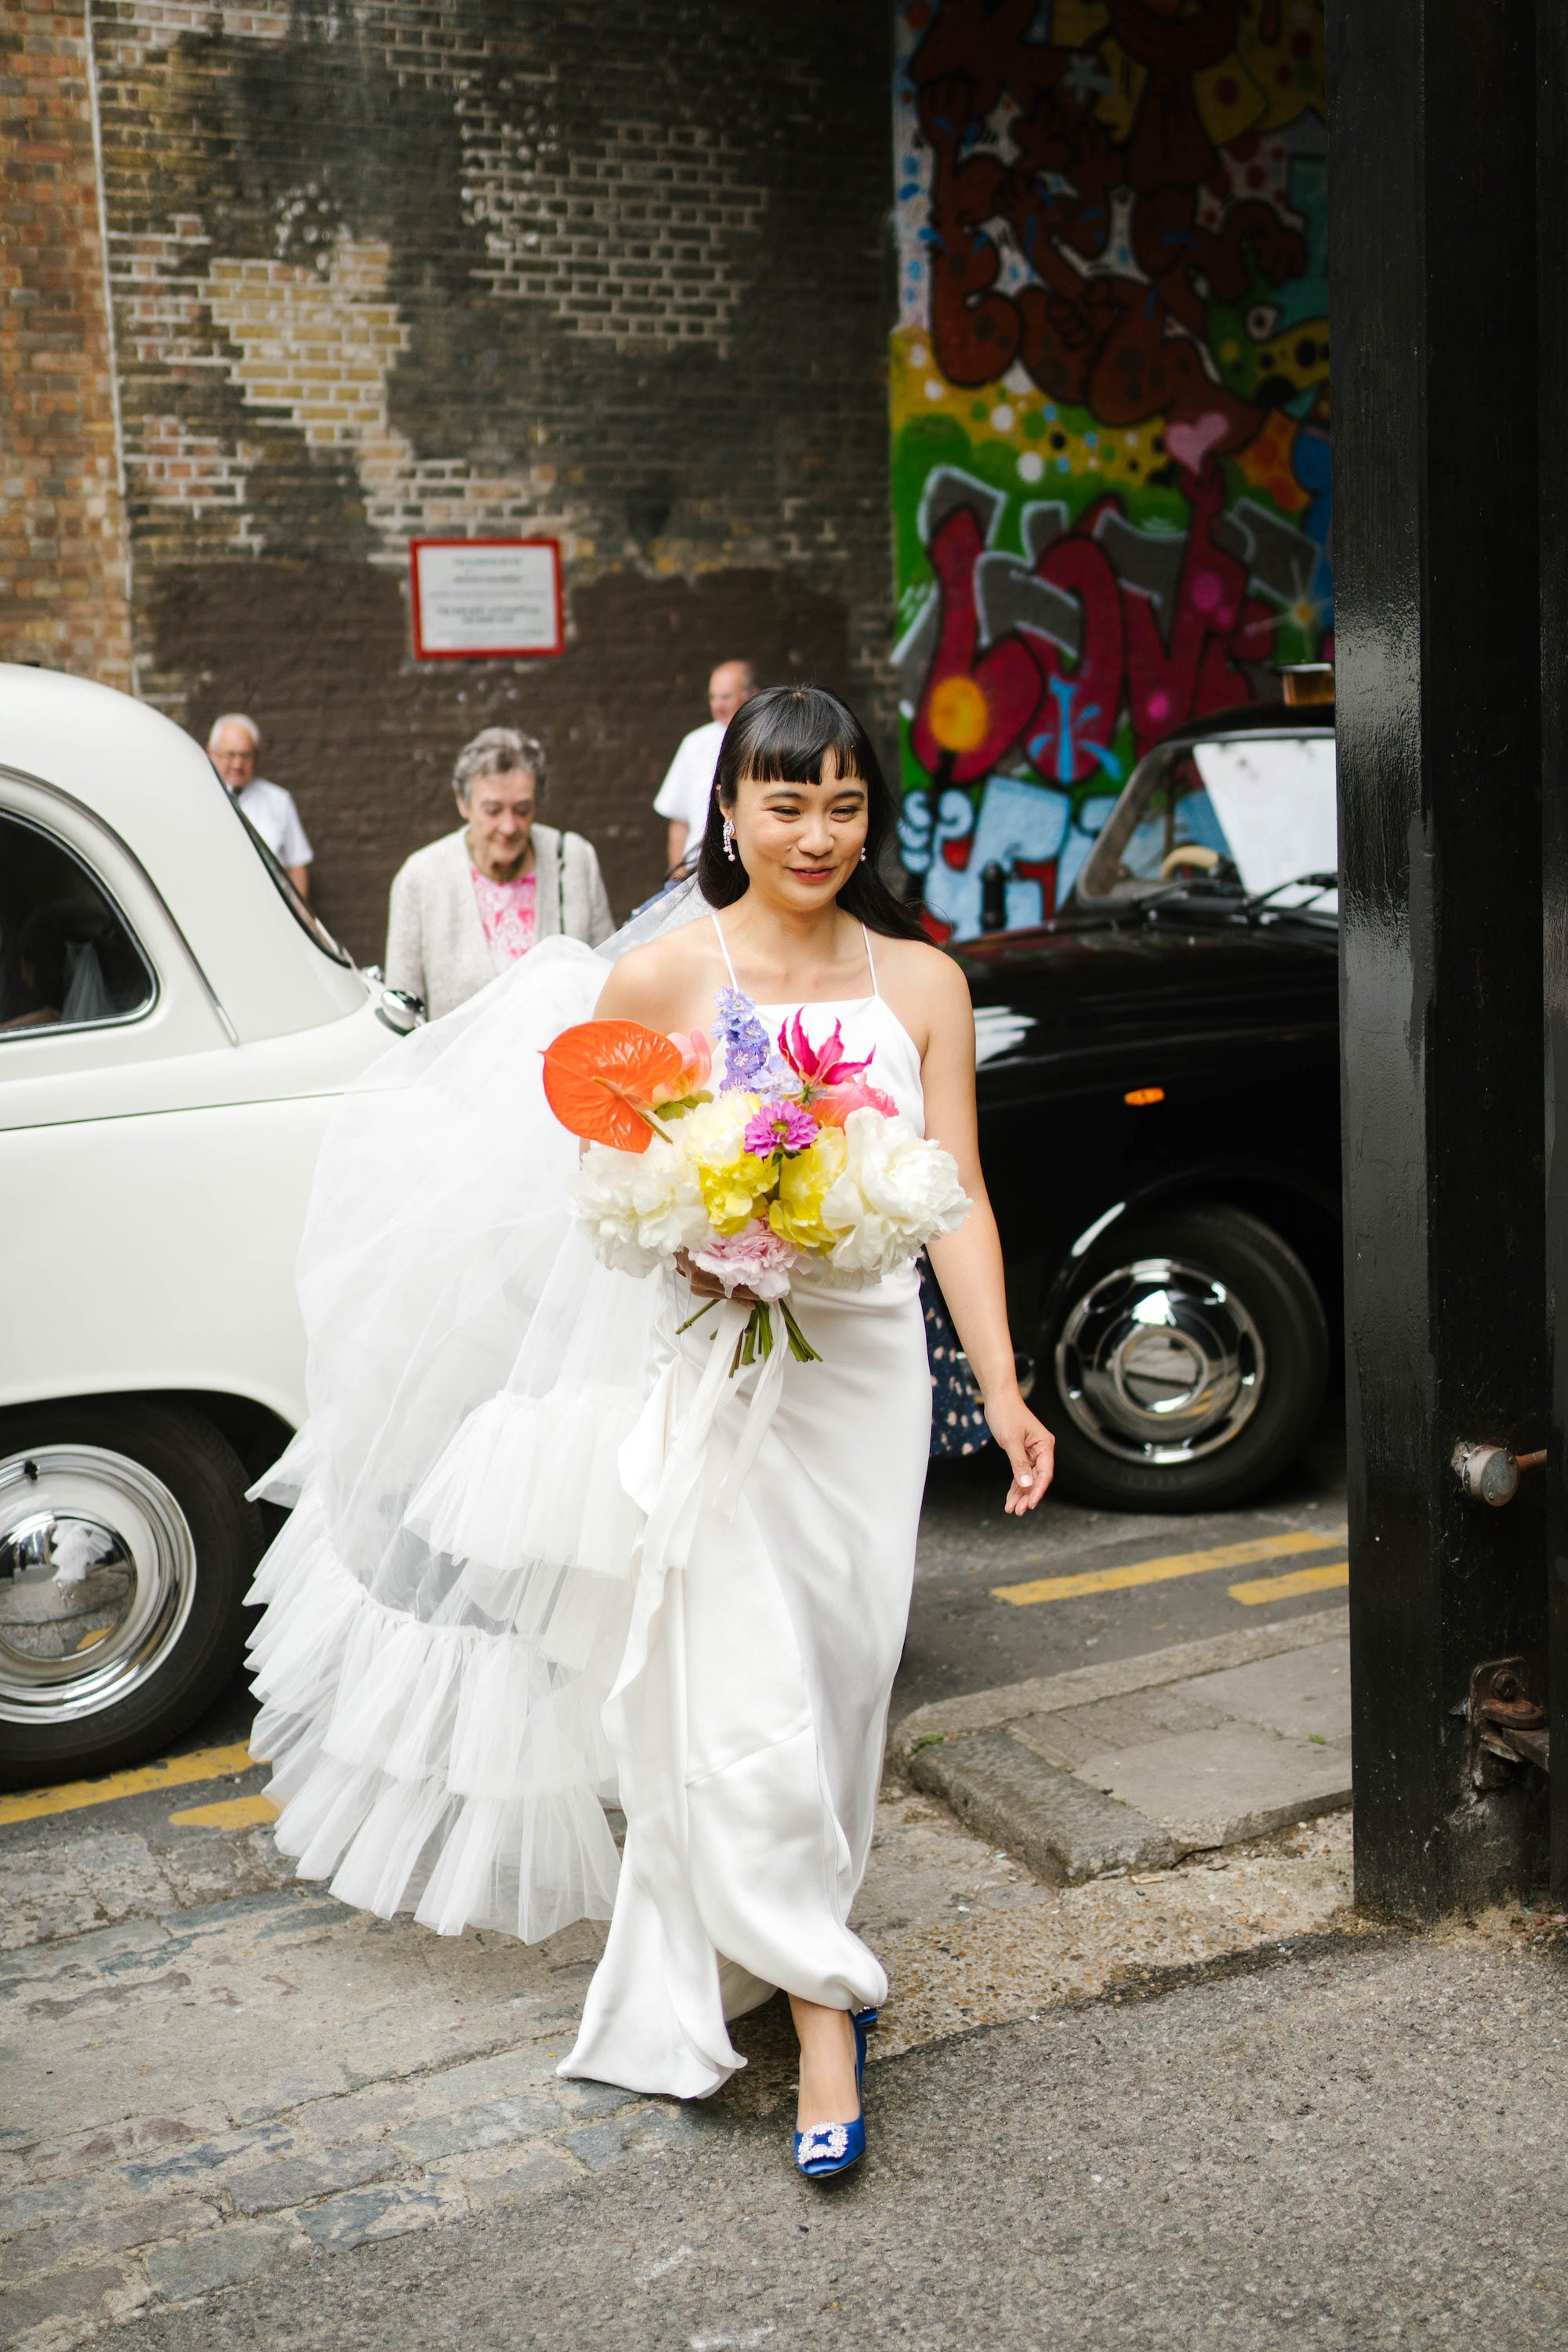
(962, 702, 1339, 1513)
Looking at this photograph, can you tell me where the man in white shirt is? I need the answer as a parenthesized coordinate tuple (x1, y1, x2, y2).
(206, 713, 314, 898)
(653, 659, 757, 873)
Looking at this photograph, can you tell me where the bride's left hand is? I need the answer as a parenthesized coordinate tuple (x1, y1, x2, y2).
(985, 1393, 1055, 1515)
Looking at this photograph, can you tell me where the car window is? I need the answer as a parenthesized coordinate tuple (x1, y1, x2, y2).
(0, 811, 156, 1040)
(1098, 753, 1238, 887)
(1074, 733, 1337, 907)
(1191, 737, 1338, 903)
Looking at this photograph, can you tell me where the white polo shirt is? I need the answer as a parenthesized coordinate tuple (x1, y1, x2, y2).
(652, 719, 724, 844)
(234, 777, 313, 869)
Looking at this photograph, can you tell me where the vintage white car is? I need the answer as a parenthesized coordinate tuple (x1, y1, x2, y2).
(0, 665, 419, 1787)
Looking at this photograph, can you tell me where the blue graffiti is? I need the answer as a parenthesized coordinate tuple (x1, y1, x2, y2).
(1026, 673, 1123, 788)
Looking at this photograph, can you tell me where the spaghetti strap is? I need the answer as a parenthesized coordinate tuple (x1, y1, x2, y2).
(710, 912, 742, 990)
(712, 909, 879, 1001)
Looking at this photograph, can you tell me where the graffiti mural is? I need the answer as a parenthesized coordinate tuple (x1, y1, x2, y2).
(891, 0, 1330, 938)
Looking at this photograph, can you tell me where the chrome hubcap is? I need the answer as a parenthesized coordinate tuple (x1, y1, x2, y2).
(1055, 1255, 1265, 1464)
(0, 1446, 197, 1722)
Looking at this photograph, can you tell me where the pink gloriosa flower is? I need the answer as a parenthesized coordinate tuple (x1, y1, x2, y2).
(777, 1013, 877, 1089)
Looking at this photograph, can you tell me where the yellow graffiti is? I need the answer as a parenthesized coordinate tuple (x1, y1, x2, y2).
(1049, 0, 1323, 137)
(1238, 0, 1327, 131)
(927, 675, 992, 754)
(890, 330, 1167, 490)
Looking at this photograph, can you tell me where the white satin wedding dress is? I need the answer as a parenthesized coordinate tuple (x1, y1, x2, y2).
(246, 889, 934, 2099)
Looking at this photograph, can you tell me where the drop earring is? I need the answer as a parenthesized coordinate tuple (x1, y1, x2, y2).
(859, 844, 868, 863)
(723, 816, 738, 862)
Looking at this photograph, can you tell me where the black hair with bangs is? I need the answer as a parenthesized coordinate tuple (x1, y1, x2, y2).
(696, 684, 927, 940)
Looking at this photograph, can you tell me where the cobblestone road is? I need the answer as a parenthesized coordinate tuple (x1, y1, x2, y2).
(2, 1412, 1368, 2348)
(4, 1768, 1358, 2348)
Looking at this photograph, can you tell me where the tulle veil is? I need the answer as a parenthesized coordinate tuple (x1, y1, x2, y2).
(245, 877, 714, 1942)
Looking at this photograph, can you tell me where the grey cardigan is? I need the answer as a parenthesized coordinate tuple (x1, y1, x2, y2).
(384, 823, 615, 1020)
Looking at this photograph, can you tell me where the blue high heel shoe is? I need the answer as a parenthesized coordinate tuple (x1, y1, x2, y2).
(793, 2006, 877, 2181)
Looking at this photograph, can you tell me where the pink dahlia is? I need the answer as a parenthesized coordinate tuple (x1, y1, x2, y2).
(742, 1098, 820, 1156)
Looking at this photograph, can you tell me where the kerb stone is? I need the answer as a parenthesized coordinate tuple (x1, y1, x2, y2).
(909, 1729, 1177, 1883)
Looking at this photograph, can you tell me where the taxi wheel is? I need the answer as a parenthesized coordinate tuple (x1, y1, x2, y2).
(1045, 1203, 1329, 1512)
(0, 1400, 261, 1790)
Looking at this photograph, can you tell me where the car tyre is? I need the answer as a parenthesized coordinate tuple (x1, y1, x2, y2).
(0, 1399, 262, 1789)
(1045, 1202, 1329, 1512)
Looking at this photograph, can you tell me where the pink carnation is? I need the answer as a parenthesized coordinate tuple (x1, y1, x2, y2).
(691, 1218, 797, 1301)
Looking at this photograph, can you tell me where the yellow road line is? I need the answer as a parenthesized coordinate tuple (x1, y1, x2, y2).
(0, 1741, 259, 1828)
(168, 1792, 278, 1829)
(991, 1526, 1347, 1607)
(1229, 1561, 1349, 1606)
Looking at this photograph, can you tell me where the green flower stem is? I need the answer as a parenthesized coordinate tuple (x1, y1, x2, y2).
(779, 1297, 822, 1364)
(706, 1297, 821, 1377)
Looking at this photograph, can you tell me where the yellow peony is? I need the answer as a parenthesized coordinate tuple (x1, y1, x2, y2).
(676, 1094, 775, 1236)
(768, 1127, 848, 1253)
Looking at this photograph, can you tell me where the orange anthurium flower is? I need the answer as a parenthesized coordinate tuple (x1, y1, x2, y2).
(543, 1020, 685, 1152)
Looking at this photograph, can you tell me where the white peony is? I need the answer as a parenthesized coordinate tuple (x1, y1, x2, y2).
(570, 1135, 711, 1276)
(671, 1092, 760, 1169)
(817, 1109, 970, 1282)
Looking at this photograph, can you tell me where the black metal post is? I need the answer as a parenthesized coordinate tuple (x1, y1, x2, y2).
(1539, 3, 1568, 1900)
(1330, 0, 1547, 1918)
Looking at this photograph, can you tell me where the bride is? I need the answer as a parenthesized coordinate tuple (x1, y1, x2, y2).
(246, 684, 1054, 2182)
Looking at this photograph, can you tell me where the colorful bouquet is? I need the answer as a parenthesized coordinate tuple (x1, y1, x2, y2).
(542, 985, 968, 1371)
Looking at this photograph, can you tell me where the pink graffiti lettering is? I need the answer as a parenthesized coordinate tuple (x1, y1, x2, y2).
(912, 463, 1279, 790)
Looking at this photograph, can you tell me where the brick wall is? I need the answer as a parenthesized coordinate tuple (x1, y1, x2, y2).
(73, 0, 895, 960)
(0, 0, 133, 689)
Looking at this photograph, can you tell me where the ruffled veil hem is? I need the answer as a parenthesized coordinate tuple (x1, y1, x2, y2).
(244, 883, 710, 1940)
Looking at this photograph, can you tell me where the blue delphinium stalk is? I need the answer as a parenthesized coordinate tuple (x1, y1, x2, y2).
(713, 987, 779, 1091)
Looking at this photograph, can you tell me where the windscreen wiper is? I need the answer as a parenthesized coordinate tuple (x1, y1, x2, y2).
(1240, 870, 1338, 917)
(1134, 875, 1248, 920)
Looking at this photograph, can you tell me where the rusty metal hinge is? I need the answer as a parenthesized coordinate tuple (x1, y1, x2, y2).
(1468, 1657, 1550, 1773)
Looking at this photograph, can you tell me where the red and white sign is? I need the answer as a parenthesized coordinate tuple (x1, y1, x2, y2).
(408, 538, 564, 659)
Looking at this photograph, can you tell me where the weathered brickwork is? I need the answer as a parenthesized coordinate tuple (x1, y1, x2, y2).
(67, 0, 893, 957)
(0, 0, 133, 689)
(460, 105, 769, 347)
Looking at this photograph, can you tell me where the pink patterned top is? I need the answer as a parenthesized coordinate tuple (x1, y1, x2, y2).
(470, 864, 538, 970)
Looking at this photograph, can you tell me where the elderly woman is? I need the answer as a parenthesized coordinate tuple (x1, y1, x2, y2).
(386, 727, 614, 1019)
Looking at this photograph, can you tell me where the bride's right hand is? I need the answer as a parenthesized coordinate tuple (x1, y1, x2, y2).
(677, 1251, 760, 1307)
